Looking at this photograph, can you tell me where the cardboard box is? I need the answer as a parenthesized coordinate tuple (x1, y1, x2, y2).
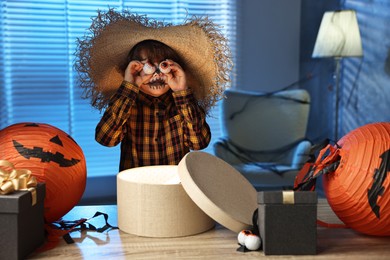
(117, 165, 215, 237)
(258, 191, 317, 255)
(117, 152, 259, 237)
(0, 183, 45, 260)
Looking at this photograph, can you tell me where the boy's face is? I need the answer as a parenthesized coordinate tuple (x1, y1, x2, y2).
(138, 51, 170, 97)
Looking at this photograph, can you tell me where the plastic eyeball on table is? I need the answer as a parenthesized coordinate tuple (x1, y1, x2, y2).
(245, 234, 261, 251)
(237, 230, 252, 246)
(237, 229, 261, 251)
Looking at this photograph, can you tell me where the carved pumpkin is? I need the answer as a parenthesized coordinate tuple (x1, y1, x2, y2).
(0, 122, 87, 223)
(295, 122, 390, 236)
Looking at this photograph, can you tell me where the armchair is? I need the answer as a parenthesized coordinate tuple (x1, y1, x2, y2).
(213, 88, 312, 190)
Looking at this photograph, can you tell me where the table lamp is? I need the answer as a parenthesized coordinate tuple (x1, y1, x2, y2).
(312, 10, 363, 141)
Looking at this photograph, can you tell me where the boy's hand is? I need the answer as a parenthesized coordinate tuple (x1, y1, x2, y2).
(165, 59, 187, 92)
(124, 60, 144, 87)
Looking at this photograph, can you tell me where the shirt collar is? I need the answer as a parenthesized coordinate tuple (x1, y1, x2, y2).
(138, 90, 173, 107)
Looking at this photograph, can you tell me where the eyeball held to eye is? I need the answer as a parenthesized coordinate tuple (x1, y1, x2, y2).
(159, 61, 171, 74)
(143, 62, 156, 75)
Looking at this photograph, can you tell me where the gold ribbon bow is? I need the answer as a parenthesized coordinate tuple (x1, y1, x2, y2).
(0, 160, 38, 205)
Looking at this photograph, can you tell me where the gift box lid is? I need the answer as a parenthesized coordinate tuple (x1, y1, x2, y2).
(0, 183, 45, 213)
(178, 151, 258, 233)
(258, 191, 317, 205)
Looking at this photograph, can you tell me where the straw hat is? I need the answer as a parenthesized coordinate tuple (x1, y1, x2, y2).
(75, 8, 233, 112)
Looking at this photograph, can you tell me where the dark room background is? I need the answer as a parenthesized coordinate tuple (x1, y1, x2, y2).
(1, 0, 389, 204)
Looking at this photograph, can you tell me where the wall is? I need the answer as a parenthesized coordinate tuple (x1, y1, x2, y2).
(238, 0, 301, 93)
(340, 0, 390, 136)
(236, 0, 341, 142)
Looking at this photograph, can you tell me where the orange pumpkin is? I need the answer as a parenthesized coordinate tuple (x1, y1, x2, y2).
(295, 122, 390, 236)
(0, 122, 87, 223)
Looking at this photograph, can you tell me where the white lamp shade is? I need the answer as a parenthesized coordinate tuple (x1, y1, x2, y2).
(312, 10, 363, 58)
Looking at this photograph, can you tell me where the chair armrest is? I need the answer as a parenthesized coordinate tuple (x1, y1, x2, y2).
(291, 140, 313, 169)
(214, 138, 312, 167)
(213, 138, 246, 165)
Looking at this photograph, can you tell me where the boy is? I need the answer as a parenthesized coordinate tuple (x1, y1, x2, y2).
(75, 9, 232, 171)
(95, 40, 211, 170)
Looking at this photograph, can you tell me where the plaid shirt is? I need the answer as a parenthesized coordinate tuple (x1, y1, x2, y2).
(95, 81, 211, 171)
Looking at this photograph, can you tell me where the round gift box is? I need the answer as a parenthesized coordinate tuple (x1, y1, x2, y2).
(117, 165, 215, 237)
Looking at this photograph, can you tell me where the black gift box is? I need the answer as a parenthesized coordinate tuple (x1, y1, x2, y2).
(257, 191, 317, 255)
(0, 183, 45, 260)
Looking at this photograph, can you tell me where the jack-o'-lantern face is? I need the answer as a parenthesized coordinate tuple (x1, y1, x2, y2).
(0, 122, 87, 223)
(11, 123, 81, 167)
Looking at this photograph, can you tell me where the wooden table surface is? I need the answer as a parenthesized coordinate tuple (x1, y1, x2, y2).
(28, 199, 390, 259)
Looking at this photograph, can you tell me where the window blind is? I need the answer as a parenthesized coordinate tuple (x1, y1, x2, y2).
(0, 0, 237, 178)
(340, 0, 390, 137)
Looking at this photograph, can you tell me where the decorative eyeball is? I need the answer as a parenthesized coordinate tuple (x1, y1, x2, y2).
(159, 61, 171, 74)
(143, 62, 156, 75)
(237, 230, 252, 246)
(245, 234, 261, 251)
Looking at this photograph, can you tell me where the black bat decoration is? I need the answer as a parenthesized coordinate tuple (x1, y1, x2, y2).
(367, 149, 390, 218)
(13, 140, 80, 167)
